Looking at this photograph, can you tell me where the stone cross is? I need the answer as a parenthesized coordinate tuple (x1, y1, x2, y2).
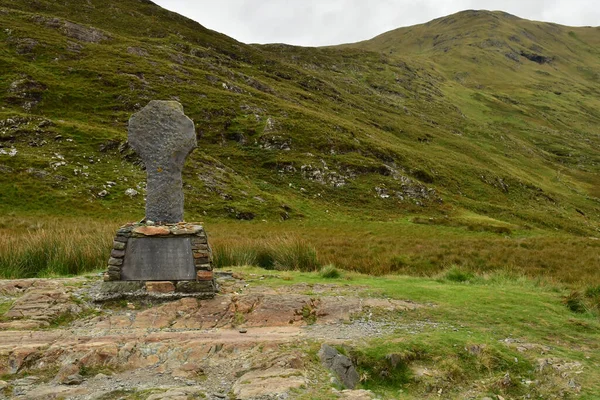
(128, 101, 197, 224)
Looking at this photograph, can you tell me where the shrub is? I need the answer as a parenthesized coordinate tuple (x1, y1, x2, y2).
(350, 345, 423, 390)
(444, 266, 475, 283)
(562, 291, 587, 313)
(255, 248, 275, 270)
(320, 264, 341, 279)
(389, 255, 410, 272)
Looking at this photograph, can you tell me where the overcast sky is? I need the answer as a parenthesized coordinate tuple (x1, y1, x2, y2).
(153, 0, 599, 47)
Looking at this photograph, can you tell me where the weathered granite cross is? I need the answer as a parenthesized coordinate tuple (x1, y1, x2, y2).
(128, 100, 197, 224)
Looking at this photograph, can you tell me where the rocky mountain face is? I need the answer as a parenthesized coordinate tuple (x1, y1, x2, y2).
(0, 2, 599, 234)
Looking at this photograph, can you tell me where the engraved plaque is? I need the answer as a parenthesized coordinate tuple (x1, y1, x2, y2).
(121, 237, 195, 281)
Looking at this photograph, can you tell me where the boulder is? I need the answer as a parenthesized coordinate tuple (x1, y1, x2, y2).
(318, 344, 359, 389)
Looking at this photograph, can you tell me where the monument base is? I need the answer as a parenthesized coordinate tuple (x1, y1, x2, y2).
(95, 280, 217, 302)
(100, 222, 217, 299)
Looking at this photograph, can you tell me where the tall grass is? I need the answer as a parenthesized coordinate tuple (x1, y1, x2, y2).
(213, 236, 320, 272)
(0, 219, 114, 278)
(1, 216, 598, 288)
(207, 220, 600, 287)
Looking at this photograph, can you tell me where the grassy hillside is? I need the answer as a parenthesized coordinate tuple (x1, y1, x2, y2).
(0, 3, 598, 280)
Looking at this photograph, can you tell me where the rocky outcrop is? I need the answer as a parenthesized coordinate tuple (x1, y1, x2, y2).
(7, 77, 47, 111)
(32, 16, 110, 43)
(232, 367, 307, 399)
(0, 280, 81, 330)
(319, 344, 360, 389)
(0, 277, 423, 399)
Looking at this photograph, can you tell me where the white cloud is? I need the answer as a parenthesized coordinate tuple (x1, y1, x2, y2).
(153, 0, 600, 46)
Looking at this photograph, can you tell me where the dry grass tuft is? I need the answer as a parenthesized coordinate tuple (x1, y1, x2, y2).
(212, 235, 320, 272)
(0, 218, 115, 278)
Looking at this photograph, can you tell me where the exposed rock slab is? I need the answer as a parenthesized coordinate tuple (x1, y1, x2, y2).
(233, 367, 307, 399)
(1, 281, 81, 329)
(0, 277, 424, 399)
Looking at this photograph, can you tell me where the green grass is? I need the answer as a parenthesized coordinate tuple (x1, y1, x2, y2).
(227, 266, 600, 399)
(0, 301, 12, 318)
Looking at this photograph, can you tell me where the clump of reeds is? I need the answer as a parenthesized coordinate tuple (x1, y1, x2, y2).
(0, 220, 113, 278)
(212, 236, 320, 272)
(319, 264, 342, 279)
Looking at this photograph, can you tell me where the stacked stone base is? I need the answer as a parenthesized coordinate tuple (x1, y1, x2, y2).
(98, 222, 217, 301)
(96, 280, 217, 302)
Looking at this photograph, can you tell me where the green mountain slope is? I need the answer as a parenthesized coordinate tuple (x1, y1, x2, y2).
(0, 3, 599, 236)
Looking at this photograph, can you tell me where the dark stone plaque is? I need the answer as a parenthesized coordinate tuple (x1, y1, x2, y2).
(121, 237, 195, 281)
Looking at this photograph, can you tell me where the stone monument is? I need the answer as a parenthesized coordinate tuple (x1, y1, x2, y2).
(101, 101, 216, 299)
